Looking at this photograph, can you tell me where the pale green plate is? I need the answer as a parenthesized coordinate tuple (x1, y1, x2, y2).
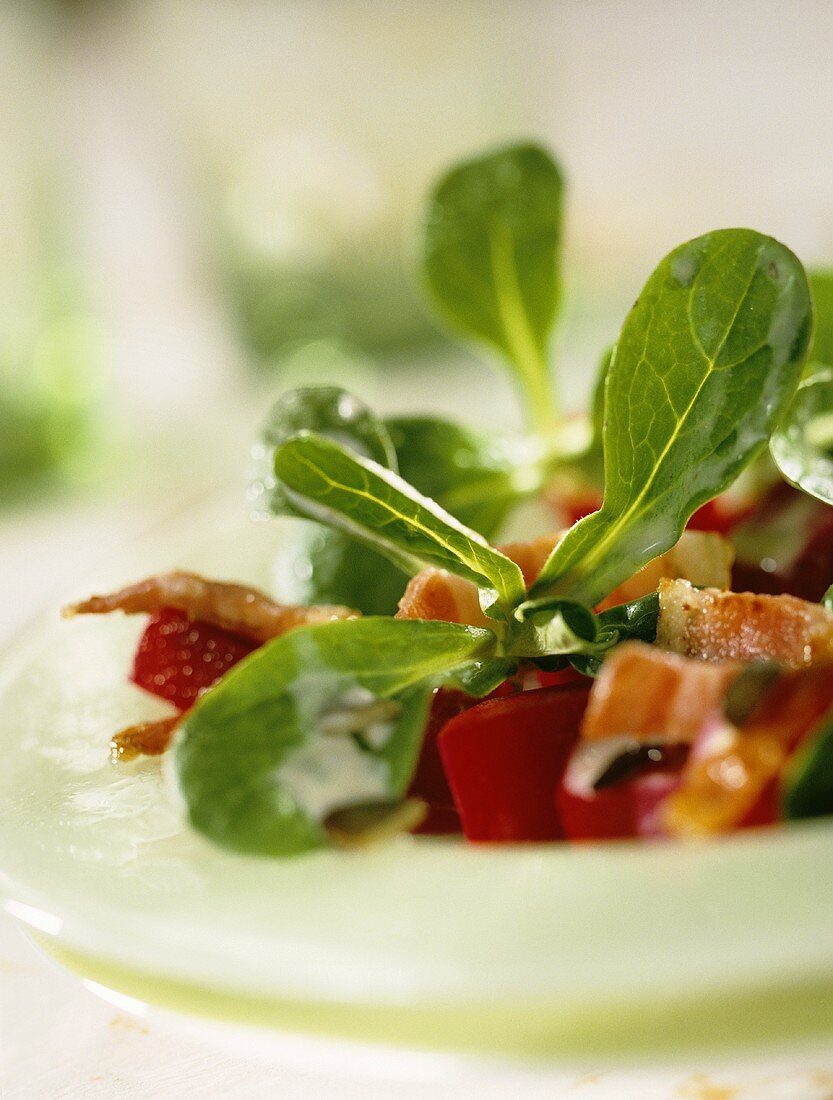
(2, 496, 833, 1058)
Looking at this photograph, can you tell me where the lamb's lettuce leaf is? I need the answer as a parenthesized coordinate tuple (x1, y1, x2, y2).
(274, 432, 527, 615)
(175, 618, 496, 855)
(421, 142, 563, 434)
(250, 385, 397, 518)
(531, 229, 812, 607)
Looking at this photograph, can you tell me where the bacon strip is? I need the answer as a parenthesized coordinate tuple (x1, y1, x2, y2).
(656, 578, 833, 668)
(65, 571, 357, 644)
(581, 641, 740, 744)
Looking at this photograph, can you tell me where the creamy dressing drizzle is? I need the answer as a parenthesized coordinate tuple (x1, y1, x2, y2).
(278, 633, 395, 819)
(277, 732, 390, 821)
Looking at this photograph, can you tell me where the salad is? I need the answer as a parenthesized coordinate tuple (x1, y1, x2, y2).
(64, 143, 833, 858)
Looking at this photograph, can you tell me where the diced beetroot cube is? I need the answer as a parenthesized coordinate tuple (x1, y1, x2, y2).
(131, 608, 257, 711)
(438, 684, 590, 843)
(558, 489, 602, 527)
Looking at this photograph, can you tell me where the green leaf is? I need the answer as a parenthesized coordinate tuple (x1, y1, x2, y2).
(770, 367, 833, 506)
(809, 270, 833, 368)
(386, 415, 533, 538)
(531, 229, 812, 607)
(250, 386, 409, 615)
(507, 591, 658, 671)
(569, 592, 659, 676)
(249, 386, 397, 518)
(274, 432, 527, 613)
(421, 142, 563, 435)
(783, 707, 833, 820)
(510, 597, 601, 659)
(175, 618, 496, 856)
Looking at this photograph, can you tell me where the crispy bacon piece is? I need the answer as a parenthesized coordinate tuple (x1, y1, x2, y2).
(656, 578, 833, 668)
(581, 641, 740, 744)
(395, 534, 560, 627)
(397, 530, 732, 625)
(65, 571, 356, 643)
(395, 568, 488, 626)
(664, 663, 833, 835)
(109, 714, 181, 762)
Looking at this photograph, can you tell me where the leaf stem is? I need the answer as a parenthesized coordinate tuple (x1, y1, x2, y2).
(489, 220, 559, 436)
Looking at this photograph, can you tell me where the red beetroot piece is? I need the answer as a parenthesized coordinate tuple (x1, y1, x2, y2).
(438, 684, 590, 842)
(131, 608, 257, 711)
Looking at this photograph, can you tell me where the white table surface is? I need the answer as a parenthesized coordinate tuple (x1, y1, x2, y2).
(1, 466, 833, 1099)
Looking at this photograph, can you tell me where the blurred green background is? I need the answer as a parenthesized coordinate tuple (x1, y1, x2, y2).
(4, 0, 833, 516)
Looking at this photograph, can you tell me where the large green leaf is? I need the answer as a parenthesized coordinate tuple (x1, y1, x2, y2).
(175, 618, 495, 856)
(531, 229, 812, 607)
(770, 367, 833, 506)
(420, 142, 563, 434)
(274, 432, 527, 613)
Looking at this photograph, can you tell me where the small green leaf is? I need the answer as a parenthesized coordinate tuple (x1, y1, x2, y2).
(274, 432, 527, 613)
(569, 592, 660, 676)
(770, 368, 833, 506)
(175, 618, 496, 856)
(421, 142, 563, 434)
(250, 386, 409, 615)
(506, 591, 658, 671)
(249, 386, 397, 518)
(510, 597, 600, 659)
(386, 415, 532, 538)
(783, 707, 833, 820)
(532, 229, 812, 607)
(823, 584, 833, 613)
(723, 661, 781, 726)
